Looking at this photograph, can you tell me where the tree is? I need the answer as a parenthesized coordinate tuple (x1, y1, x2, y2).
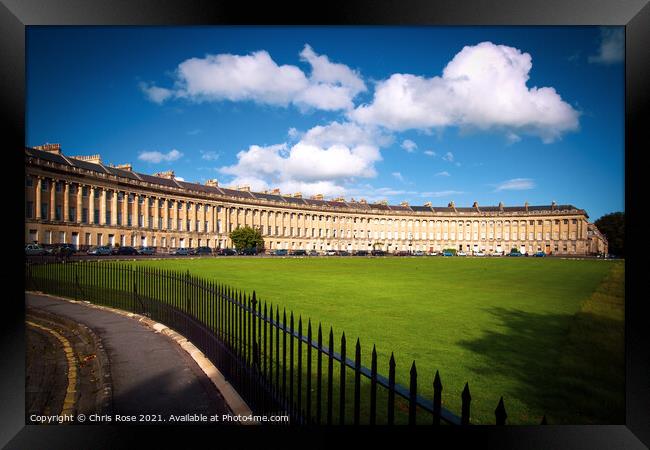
(595, 212, 624, 256)
(229, 226, 265, 251)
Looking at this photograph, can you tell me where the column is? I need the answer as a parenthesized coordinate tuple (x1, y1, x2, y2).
(111, 190, 118, 225)
(162, 199, 169, 230)
(88, 186, 95, 224)
(100, 188, 107, 225)
(35, 177, 42, 219)
(76, 184, 83, 222)
(122, 191, 128, 226)
(171, 200, 178, 230)
(153, 197, 159, 230)
(142, 195, 149, 229)
(49, 179, 56, 221)
(63, 182, 70, 222)
(133, 193, 139, 228)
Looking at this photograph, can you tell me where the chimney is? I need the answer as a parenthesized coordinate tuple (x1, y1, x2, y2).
(271, 188, 281, 195)
(448, 201, 455, 208)
(424, 201, 432, 207)
(237, 185, 251, 192)
(551, 201, 557, 210)
(205, 179, 219, 187)
(310, 194, 324, 200)
(524, 201, 529, 212)
(34, 143, 62, 154)
(400, 201, 409, 207)
(293, 192, 303, 198)
(333, 197, 346, 202)
(499, 201, 504, 211)
(154, 170, 175, 179)
(359, 198, 367, 204)
(115, 163, 132, 171)
(379, 200, 389, 205)
(71, 154, 102, 164)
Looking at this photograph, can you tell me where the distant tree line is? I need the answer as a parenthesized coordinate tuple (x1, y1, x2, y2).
(595, 212, 624, 256)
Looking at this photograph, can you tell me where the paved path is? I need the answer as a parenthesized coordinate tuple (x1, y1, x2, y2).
(26, 293, 230, 419)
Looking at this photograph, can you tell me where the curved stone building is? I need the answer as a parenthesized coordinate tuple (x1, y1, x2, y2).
(25, 144, 607, 255)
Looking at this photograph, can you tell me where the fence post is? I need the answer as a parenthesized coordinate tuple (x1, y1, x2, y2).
(409, 361, 417, 425)
(251, 292, 258, 370)
(388, 352, 396, 425)
(461, 382, 471, 425)
(495, 396, 507, 425)
(433, 370, 442, 425)
(370, 345, 377, 426)
(306, 319, 312, 424)
(339, 332, 346, 425)
(75, 264, 80, 301)
(185, 270, 190, 316)
(327, 327, 334, 425)
(354, 338, 361, 425)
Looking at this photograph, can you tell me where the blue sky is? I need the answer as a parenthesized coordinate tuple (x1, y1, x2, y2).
(26, 26, 624, 221)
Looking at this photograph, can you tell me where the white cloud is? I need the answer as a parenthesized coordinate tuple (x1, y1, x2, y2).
(144, 45, 365, 112)
(589, 28, 624, 65)
(424, 150, 436, 157)
(392, 172, 404, 181)
(174, 176, 185, 182)
(200, 150, 220, 161)
(435, 171, 450, 177)
(494, 178, 535, 191)
(442, 152, 454, 162)
(400, 139, 418, 152)
(219, 122, 384, 197)
(288, 127, 300, 139)
(506, 131, 522, 144)
(350, 41, 580, 143)
(138, 149, 183, 164)
(139, 82, 173, 104)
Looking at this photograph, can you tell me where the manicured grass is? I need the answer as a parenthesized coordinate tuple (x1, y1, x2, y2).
(127, 256, 624, 424)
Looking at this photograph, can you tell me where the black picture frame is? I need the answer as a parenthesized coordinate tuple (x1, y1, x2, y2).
(2, 1, 648, 448)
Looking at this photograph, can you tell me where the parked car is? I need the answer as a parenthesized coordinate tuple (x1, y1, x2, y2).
(170, 248, 190, 256)
(217, 248, 237, 256)
(473, 251, 485, 257)
(274, 249, 288, 256)
(427, 251, 439, 256)
(508, 251, 523, 257)
(534, 251, 546, 257)
(291, 249, 307, 256)
(194, 246, 213, 256)
(457, 251, 467, 256)
(87, 246, 112, 256)
(413, 250, 426, 256)
(139, 247, 156, 255)
(354, 250, 369, 256)
(442, 250, 454, 256)
(325, 249, 337, 256)
(308, 250, 319, 256)
(371, 250, 387, 256)
(25, 243, 49, 256)
(51, 243, 76, 257)
(394, 250, 410, 256)
(336, 250, 350, 256)
(115, 246, 140, 255)
(239, 247, 259, 256)
(492, 251, 504, 256)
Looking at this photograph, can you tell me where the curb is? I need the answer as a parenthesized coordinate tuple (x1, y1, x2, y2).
(26, 291, 256, 424)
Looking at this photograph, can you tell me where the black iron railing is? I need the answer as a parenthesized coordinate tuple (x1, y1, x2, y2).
(25, 257, 546, 425)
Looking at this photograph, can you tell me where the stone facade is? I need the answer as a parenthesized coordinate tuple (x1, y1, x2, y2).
(24, 145, 608, 255)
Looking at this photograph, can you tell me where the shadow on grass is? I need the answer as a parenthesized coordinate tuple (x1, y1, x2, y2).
(457, 306, 624, 424)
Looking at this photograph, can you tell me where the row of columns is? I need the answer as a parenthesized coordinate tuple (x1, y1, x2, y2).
(29, 176, 588, 242)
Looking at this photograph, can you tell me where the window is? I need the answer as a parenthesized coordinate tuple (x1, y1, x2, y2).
(42, 180, 49, 191)
(118, 192, 124, 202)
(117, 212, 122, 225)
(26, 201, 33, 218)
(106, 211, 111, 223)
(94, 209, 100, 223)
(25, 177, 33, 187)
(41, 203, 48, 220)
(55, 206, 62, 221)
(56, 182, 63, 192)
(69, 184, 77, 195)
(94, 189, 100, 199)
(563, 219, 568, 224)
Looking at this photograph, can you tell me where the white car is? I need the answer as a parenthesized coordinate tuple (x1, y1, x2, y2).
(492, 251, 504, 256)
(457, 251, 467, 256)
(473, 251, 485, 256)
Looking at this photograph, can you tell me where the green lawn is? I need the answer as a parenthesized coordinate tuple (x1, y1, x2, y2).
(125, 256, 624, 425)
